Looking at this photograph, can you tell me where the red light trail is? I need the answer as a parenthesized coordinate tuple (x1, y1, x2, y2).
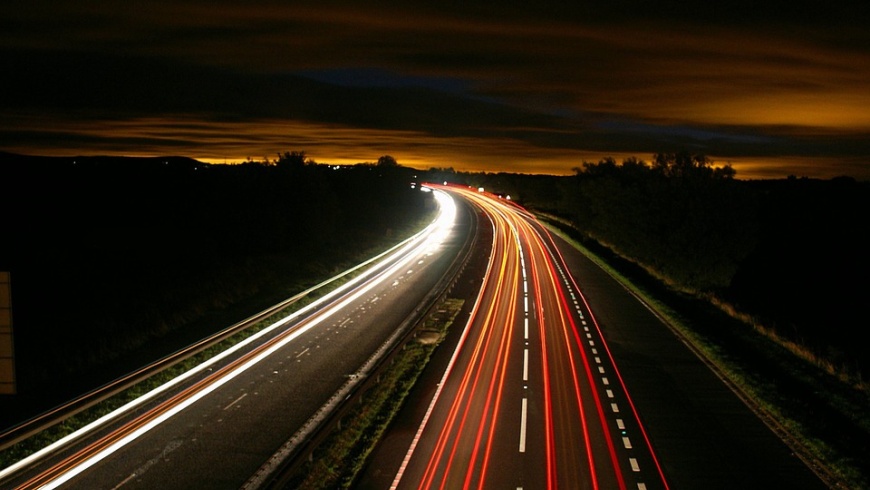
(393, 184, 669, 489)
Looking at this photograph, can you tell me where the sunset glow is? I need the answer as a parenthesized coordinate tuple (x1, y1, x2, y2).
(1, 1, 868, 180)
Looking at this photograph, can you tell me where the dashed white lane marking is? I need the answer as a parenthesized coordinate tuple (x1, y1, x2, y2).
(519, 398, 528, 453)
(523, 349, 529, 382)
(112, 440, 183, 489)
(556, 255, 652, 489)
(223, 393, 248, 411)
(295, 347, 310, 358)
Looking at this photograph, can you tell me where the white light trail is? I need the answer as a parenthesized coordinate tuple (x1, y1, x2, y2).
(3, 189, 458, 488)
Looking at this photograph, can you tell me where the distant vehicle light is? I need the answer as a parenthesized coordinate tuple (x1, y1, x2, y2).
(478, 187, 485, 193)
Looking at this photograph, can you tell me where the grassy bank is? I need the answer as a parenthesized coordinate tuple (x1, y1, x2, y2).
(282, 298, 465, 490)
(539, 216, 868, 489)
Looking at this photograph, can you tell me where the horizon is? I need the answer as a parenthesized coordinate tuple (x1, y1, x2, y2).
(2, 150, 865, 182)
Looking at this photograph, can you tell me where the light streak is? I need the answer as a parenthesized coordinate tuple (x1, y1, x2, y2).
(393, 184, 669, 489)
(8, 188, 458, 490)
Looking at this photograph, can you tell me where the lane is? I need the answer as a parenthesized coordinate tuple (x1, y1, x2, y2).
(390, 185, 668, 489)
(359, 185, 830, 490)
(0, 188, 471, 490)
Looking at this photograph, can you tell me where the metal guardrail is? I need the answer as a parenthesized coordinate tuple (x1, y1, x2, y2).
(0, 225, 437, 454)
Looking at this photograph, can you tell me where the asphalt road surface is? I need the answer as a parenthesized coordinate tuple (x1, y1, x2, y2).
(0, 189, 471, 490)
(357, 185, 829, 490)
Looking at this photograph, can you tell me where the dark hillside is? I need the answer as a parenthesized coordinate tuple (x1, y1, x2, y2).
(0, 153, 433, 429)
(728, 177, 870, 376)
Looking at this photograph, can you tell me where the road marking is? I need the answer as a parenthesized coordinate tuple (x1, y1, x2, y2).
(223, 393, 248, 411)
(295, 347, 310, 358)
(519, 398, 528, 453)
(523, 349, 529, 381)
(630, 458, 640, 471)
(112, 440, 183, 489)
(622, 436, 632, 449)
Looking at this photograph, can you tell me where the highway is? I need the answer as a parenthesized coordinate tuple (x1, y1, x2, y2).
(2, 184, 833, 490)
(360, 185, 830, 490)
(0, 188, 472, 490)
(389, 184, 668, 489)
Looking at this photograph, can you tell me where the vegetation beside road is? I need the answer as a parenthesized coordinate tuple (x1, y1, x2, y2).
(540, 218, 867, 489)
(283, 298, 464, 490)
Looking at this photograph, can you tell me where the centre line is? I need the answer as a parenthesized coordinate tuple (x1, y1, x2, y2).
(523, 349, 529, 382)
(519, 397, 528, 453)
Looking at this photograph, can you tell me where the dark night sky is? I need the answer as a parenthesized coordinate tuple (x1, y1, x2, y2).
(2, 1, 869, 179)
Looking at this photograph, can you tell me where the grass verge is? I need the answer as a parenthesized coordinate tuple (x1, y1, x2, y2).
(539, 215, 868, 490)
(280, 298, 465, 490)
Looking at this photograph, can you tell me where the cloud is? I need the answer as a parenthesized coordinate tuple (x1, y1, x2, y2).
(1, 1, 868, 179)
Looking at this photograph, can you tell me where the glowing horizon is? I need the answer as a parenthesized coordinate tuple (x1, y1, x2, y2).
(2, 1, 868, 181)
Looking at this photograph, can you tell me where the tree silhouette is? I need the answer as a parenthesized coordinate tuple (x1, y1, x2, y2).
(276, 150, 309, 169)
(377, 155, 398, 167)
